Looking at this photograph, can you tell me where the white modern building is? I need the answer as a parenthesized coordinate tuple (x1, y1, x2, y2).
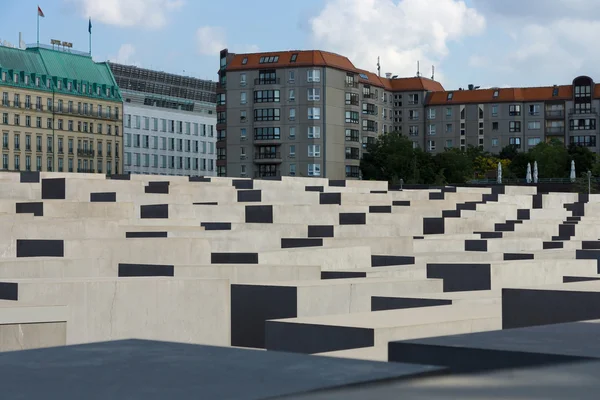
(109, 63, 217, 176)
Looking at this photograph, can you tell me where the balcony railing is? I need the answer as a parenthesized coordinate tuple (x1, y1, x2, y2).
(569, 108, 597, 115)
(254, 135, 280, 141)
(77, 149, 95, 157)
(345, 171, 360, 178)
(546, 127, 565, 135)
(345, 153, 360, 160)
(255, 152, 281, 160)
(254, 170, 280, 178)
(545, 110, 565, 119)
(345, 81, 359, 88)
(77, 168, 95, 173)
(363, 93, 376, 100)
(254, 78, 280, 85)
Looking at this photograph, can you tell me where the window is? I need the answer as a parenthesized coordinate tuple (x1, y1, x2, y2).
(445, 108, 452, 118)
(290, 53, 298, 62)
(509, 104, 521, 116)
(240, 128, 247, 139)
(240, 73, 247, 86)
(254, 90, 280, 103)
(257, 70, 277, 84)
(240, 92, 247, 104)
(25, 116, 31, 127)
(509, 121, 521, 132)
(409, 94, 419, 105)
(447, 93, 453, 101)
(345, 129, 360, 142)
(345, 111, 359, 124)
(445, 139, 453, 148)
(289, 145, 296, 157)
(528, 121, 541, 130)
(308, 163, 321, 176)
(428, 124, 436, 135)
(289, 164, 296, 176)
(570, 135, 597, 147)
(345, 147, 360, 160)
(529, 104, 540, 116)
(427, 140, 436, 151)
(491, 138, 499, 147)
(258, 55, 279, 63)
(409, 126, 419, 136)
(241, 57, 248, 65)
(528, 137, 541, 146)
(478, 107, 484, 119)
(492, 122, 499, 131)
(509, 137, 521, 147)
(345, 92, 359, 106)
(460, 108, 466, 119)
(446, 124, 452, 133)
(289, 126, 296, 139)
(308, 107, 320, 120)
(308, 126, 321, 139)
(428, 108, 436, 119)
(254, 127, 280, 140)
(307, 88, 320, 101)
(308, 145, 321, 157)
(570, 118, 596, 131)
(307, 70, 321, 82)
(254, 108, 280, 121)
(288, 70, 295, 82)
(289, 108, 296, 120)
(288, 89, 295, 101)
(409, 110, 419, 120)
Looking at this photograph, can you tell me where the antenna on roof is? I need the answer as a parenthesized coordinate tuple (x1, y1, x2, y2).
(416, 61, 420, 77)
(377, 56, 381, 77)
(431, 65, 435, 80)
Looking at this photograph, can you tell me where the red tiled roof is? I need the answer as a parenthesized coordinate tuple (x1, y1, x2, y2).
(427, 85, 575, 105)
(226, 50, 445, 92)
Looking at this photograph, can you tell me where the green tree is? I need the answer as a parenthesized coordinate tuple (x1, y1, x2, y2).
(568, 144, 596, 175)
(360, 132, 434, 184)
(434, 148, 474, 184)
(529, 140, 569, 178)
(499, 144, 520, 161)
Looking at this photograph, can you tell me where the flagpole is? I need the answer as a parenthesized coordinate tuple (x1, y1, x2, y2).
(88, 18, 92, 56)
(37, 12, 39, 46)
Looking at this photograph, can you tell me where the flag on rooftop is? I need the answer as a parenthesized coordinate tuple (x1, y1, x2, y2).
(89, 18, 92, 34)
(37, 6, 45, 18)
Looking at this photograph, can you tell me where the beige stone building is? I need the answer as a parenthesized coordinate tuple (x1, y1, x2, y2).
(0, 45, 122, 174)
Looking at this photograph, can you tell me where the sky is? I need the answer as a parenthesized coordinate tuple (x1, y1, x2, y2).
(2, 0, 600, 90)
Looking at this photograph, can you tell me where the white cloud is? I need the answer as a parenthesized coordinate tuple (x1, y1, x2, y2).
(109, 44, 137, 65)
(66, 0, 184, 28)
(471, 0, 600, 85)
(468, 55, 488, 68)
(309, 0, 485, 83)
(196, 26, 227, 56)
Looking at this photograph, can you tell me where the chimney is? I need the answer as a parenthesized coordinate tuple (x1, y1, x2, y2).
(468, 84, 474, 91)
(385, 72, 392, 79)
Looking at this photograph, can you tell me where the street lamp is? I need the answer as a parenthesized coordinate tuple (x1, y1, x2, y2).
(588, 170, 592, 194)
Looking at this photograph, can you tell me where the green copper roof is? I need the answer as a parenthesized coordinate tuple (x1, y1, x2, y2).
(0, 46, 47, 75)
(0, 45, 121, 101)
(36, 48, 116, 88)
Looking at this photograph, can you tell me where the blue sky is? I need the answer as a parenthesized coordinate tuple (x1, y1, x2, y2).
(2, 0, 599, 90)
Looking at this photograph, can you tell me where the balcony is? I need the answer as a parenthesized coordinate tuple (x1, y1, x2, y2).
(345, 81, 359, 88)
(254, 152, 282, 164)
(569, 108, 597, 115)
(254, 170, 280, 178)
(545, 110, 565, 119)
(546, 127, 565, 135)
(77, 149, 95, 157)
(254, 135, 281, 144)
(363, 93, 376, 100)
(77, 168, 95, 173)
(346, 171, 360, 178)
(254, 78, 280, 85)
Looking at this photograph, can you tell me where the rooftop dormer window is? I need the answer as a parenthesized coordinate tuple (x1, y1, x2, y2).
(290, 53, 298, 62)
(552, 87, 559, 96)
(241, 57, 248, 65)
(447, 92, 453, 100)
(259, 56, 279, 64)
(493, 90, 499, 97)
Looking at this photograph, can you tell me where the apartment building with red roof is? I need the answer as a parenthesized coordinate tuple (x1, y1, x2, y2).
(217, 48, 597, 179)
